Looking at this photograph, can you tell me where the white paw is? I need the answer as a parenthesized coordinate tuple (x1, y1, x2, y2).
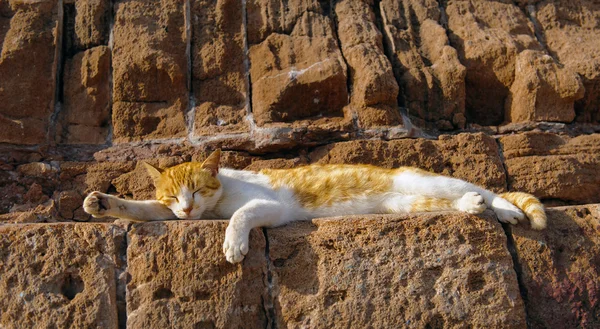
(492, 197, 525, 225)
(83, 191, 112, 218)
(456, 192, 487, 214)
(223, 227, 250, 264)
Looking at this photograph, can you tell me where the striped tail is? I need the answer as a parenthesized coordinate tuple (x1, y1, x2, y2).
(500, 192, 547, 230)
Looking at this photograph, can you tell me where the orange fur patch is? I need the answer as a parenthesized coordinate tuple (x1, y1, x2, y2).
(500, 192, 547, 230)
(409, 197, 453, 212)
(261, 164, 400, 208)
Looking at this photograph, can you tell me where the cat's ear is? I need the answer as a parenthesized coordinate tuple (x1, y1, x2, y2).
(201, 149, 221, 177)
(142, 162, 163, 184)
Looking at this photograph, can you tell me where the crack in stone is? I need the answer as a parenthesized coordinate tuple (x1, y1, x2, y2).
(329, 0, 356, 130)
(515, 2, 551, 56)
(115, 221, 133, 329)
(494, 137, 510, 192)
(48, 0, 65, 145)
(106, 0, 116, 146)
(262, 228, 276, 329)
(500, 222, 532, 327)
(242, 0, 253, 117)
(185, 0, 196, 142)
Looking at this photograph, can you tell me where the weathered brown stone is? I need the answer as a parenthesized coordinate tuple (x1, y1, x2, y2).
(0, 0, 59, 144)
(246, 0, 323, 45)
(63, 0, 110, 54)
(0, 223, 124, 328)
(57, 189, 84, 220)
(126, 221, 267, 329)
(112, 100, 187, 142)
(446, 0, 542, 125)
(506, 50, 585, 123)
(248, 9, 349, 125)
(84, 161, 136, 193)
(0, 200, 57, 224)
(500, 132, 600, 204)
(111, 0, 188, 142)
(192, 0, 249, 136)
(59, 46, 111, 144)
(193, 103, 248, 136)
(268, 212, 526, 328)
(509, 205, 600, 328)
(310, 133, 507, 192)
(532, 0, 600, 122)
(334, 0, 402, 128)
(380, 0, 466, 129)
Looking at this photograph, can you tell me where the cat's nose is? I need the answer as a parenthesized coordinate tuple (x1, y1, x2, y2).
(183, 206, 193, 215)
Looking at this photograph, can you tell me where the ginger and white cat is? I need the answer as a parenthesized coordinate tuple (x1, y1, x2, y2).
(83, 149, 546, 264)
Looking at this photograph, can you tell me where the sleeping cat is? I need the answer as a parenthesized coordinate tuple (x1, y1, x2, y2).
(83, 149, 546, 264)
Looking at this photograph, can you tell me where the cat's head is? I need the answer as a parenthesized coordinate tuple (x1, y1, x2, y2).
(143, 150, 223, 219)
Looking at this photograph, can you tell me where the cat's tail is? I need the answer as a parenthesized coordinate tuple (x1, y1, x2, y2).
(500, 192, 547, 230)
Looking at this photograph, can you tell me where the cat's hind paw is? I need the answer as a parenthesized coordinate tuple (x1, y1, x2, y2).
(83, 191, 112, 218)
(456, 192, 487, 214)
(223, 227, 249, 264)
(492, 196, 525, 225)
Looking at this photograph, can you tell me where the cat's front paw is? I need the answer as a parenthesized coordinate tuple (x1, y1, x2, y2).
(492, 197, 524, 225)
(456, 192, 487, 214)
(83, 191, 113, 218)
(223, 226, 249, 264)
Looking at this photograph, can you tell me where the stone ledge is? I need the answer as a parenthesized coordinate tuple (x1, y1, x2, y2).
(1, 206, 598, 328)
(0, 222, 125, 329)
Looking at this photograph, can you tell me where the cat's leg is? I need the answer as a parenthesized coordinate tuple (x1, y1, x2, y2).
(83, 191, 175, 221)
(393, 171, 524, 224)
(380, 193, 486, 214)
(223, 199, 287, 264)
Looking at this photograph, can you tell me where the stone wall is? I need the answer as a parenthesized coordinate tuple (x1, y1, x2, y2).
(1, 0, 600, 328)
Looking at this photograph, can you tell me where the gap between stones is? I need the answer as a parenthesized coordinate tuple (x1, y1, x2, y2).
(242, 0, 253, 117)
(106, 0, 116, 146)
(184, 0, 195, 142)
(501, 223, 532, 325)
(514, 1, 551, 56)
(261, 227, 277, 329)
(495, 136, 531, 322)
(48, 0, 65, 144)
(328, 0, 357, 130)
(116, 221, 133, 329)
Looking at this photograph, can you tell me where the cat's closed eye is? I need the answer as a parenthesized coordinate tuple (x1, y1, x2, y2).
(167, 196, 179, 202)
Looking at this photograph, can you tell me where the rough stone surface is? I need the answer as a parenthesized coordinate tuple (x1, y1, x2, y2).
(310, 132, 507, 192)
(506, 50, 585, 123)
(533, 0, 600, 122)
(381, 0, 466, 130)
(58, 46, 111, 144)
(0, 0, 59, 144)
(63, 0, 110, 54)
(500, 132, 600, 204)
(0, 223, 124, 328)
(126, 221, 267, 329)
(248, 4, 349, 126)
(509, 204, 600, 328)
(111, 0, 188, 142)
(445, 0, 542, 125)
(192, 0, 249, 136)
(112, 100, 187, 142)
(334, 0, 402, 128)
(267, 212, 527, 328)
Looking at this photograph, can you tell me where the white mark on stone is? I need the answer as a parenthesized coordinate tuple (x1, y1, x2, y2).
(313, 98, 319, 104)
(216, 118, 227, 126)
(256, 58, 332, 83)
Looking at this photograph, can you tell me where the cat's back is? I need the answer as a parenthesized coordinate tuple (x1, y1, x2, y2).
(259, 164, 408, 208)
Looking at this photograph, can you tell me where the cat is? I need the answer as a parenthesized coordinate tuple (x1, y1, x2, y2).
(83, 149, 546, 264)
